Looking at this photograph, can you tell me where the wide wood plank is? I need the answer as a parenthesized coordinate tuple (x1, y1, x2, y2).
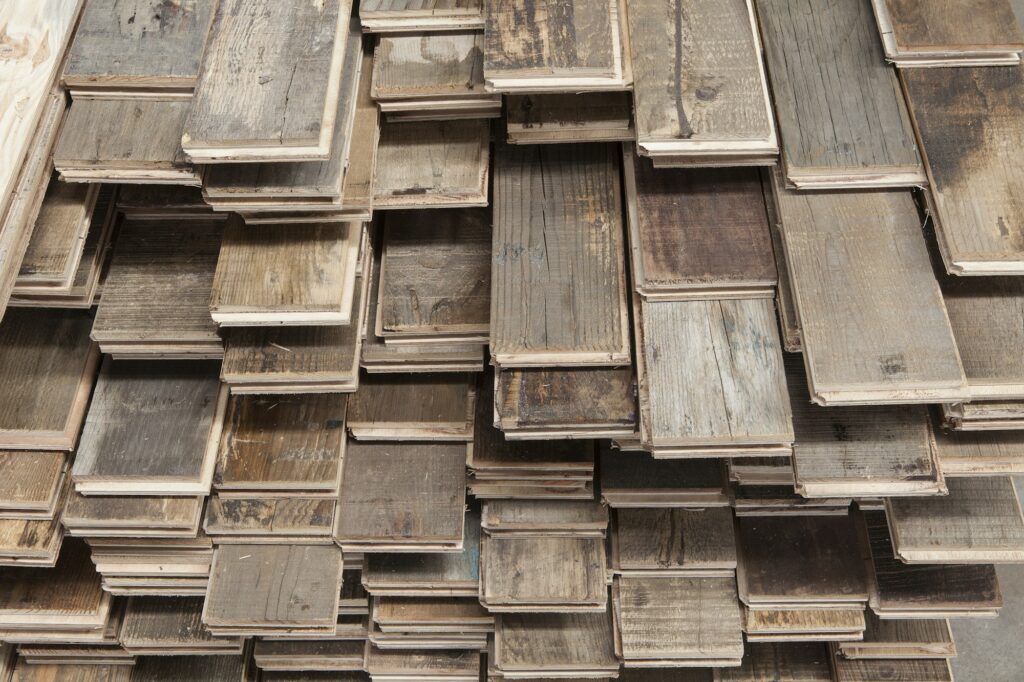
(613, 508, 736, 574)
(506, 93, 634, 144)
(931, 426, 1024, 475)
(183, 0, 353, 160)
(0, 451, 65, 513)
(204, 496, 336, 538)
(756, 0, 923, 188)
(495, 610, 619, 675)
(830, 656, 952, 682)
(361, 0, 483, 32)
(902, 67, 1024, 274)
(63, 0, 217, 90)
(491, 143, 629, 367)
(627, 0, 775, 159)
(16, 179, 99, 290)
(346, 373, 475, 440)
(372, 32, 485, 100)
(717, 642, 831, 681)
(773, 174, 967, 404)
(624, 151, 776, 298)
(482, 535, 607, 610)
(876, 0, 1024, 64)
(120, 596, 239, 652)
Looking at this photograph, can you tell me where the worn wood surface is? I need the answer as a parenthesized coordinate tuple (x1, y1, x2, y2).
(0, 539, 107, 626)
(72, 359, 224, 494)
(902, 67, 1024, 274)
(506, 93, 633, 143)
(366, 647, 479, 678)
(482, 535, 607, 609)
(203, 544, 342, 627)
(64, 0, 217, 89)
(345, 373, 475, 440)
(627, 0, 774, 155)
(774, 175, 967, 404)
(16, 179, 98, 289)
(0, 451, 64, 513)
(204, 496, 336, 538)
(373, 120, 489, 209)
(215, 394, 346, 492)
(830, 656, 952, 682)
(62, 491, 203, 532)
(717, 642, 831, 681)
(92, 219, 223, 354)
(624, 152, 775, 297)
(614, 508, 736, 573)
(637, 298, 793, 450)
(491, 143, 629, 366)
(600, 450, 726, 502)
(737, 516, 869, 604)
(361, 0, 483, 32)
(11, 664, 131, 682)
(840, 612, 955, 659)
(495, 609, 619, 674)
(880, 0, 1024, 57)
(183, 0, 353, 159)
(886, 476, 1024, 562)
(120, 596, 238, 651)
(125, 654, 247, 681)
(378, 208, 490, 337)
(483, 500, 607, 533)
(931, 426, 1024, 474)
(334, 441, 466, 546)
(210, 217, 359, 325)
(496, 367, 636, 436)
(372, 32, 485, 100)
(0, 309, 97, 451)
(756, 0, 923, 187)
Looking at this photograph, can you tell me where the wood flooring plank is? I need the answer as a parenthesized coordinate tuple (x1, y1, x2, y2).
(204, 496, 336, 538)
(624, 151, 776, 298)
(0, 538, 107, 627)
(345, 373, 475, 440)
(71, 359, 226, 495)
(482, 535, 607, 610)
(63, 0, 218, 90)
(183, 0, 353, 160)
(773, 174, 967, 404)
(717, 642, 831, 681)
(877, 0, 1024, 63)
(495, 609, 619, 675)
(627, 0, 775, 159)
(215, 393, 346, 492)
(636, 298, 793, 451)
(830, 656, 953, 682)
(361, 0, 482, 33)
(0, 309, 98, 451)
(120, 596, 240, 652)
(506, 93, 634, 144)
(0, 451, 65, 513)
(12, 663, 131, 682)
(491, 142, 629, 367)
(930, 426, 1024, 475)
(16, 179, 99, 289)
(756, 0, 924, 188)
(901, 67, 1024, 274)
(127, 654, 247, 681)
(372, 32, 485, 100)
(613, 508, 736, 573)
(62, 491, 203, 533)
(372, 119, 490, 209)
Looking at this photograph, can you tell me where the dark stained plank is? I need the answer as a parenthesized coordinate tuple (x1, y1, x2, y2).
(481, 535, 607, 610)
(345, 373, 475, 440)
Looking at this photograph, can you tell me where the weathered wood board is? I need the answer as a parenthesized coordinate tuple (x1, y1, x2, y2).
(346, 373, 475, 441)
(481, 535, 607, 611)
(361, 0, 484, 33)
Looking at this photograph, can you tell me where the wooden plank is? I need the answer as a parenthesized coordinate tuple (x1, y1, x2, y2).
(481, 535, 607, 611)
(372, 120, 490, 209)
(736, 516, 870, 605)
(756, 0, 924, 188)
(361, 0, 483, 33)
(626, 0, 775, 160)
(215, 394, 346, 493)
(63, 0, 218, 91)
(203, 544, 343, 629)
(125, 654, 247, 681)
(773, 173, 967, 404)
(717, 643, 831, 681)
(52, 98, 199, 184)
(204, 496, 336, 539)
(613, 507, 736, 574)
(838, 613, 955, 659)
(345, 373, 475, 441)
(254, 639, 364, 671)
(482, 500, 607, 533)
(334, 441, 466, 549)
(636, 298, 793, 453)
(494, 610, 619, 676)
(12, 664, 130, 682)
(624, 151, 776, 299)
(0, 451, 65, 514)
(599, 449, 728, 507)
(930, 426, 1024, 475)
(91, 218, 223, 358)
(939, 268, 1024, 399)
(491, 143, 629, 367)
(372, 32, 486, 101)
(483, 0, 623, 90)
(120, 596, 241, 653)
(614, 576, 744, 665)
(62, 491, 203, 535)
(830, 656, 953, 682)
(377, 208, 490, 338)
(885, 476, 1024, 563)
(366, 647, 479, 679)
(743, 608, 866, 637)
(785, 355, 944, 498)
(15, 179, 99, 290)
(71, 359, 226, 495)
(506, 93, 633, 144)
(210, 217, 360, 326)
(902, 67, 1024, 274)
(183, 0, 353, 161)
(0, 309, 97, 451)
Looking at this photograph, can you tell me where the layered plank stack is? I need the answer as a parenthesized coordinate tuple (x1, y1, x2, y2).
(0, 0, 1023, 680)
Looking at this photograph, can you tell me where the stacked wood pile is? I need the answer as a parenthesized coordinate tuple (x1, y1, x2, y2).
(0, 0, 1023, 680)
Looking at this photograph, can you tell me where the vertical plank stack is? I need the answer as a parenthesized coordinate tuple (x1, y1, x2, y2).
(0, 0, 1022, 681)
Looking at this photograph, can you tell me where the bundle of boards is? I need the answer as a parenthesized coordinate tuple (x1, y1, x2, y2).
(0, 0, 1024, 680)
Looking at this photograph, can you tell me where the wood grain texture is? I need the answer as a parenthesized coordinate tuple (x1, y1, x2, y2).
(203, 543, 343, 627)
(64, 0, 218, 89)
(830, 656, 952, 682)
(0, 451, 64, 511)
(881, 0, 1024, 55)
(506, 92, 633, 143)
(737, 516, 869, 604)
(614, 576, 744, 663)
(637, 298, 793, 450)
(613, 508, 736, 573)
(210, 217, 359, 325)
(120, 596, 238, 651)
(773, 176, 967, 404)
(840, 612, 954, 659)
(183, 0, 353, 159)
(372, 32, 485, 100)
(0, 309, 97, 451)
(885, 476, 1024, 562)
(496, 367, 636, 436)
(864, 510, 1003, 615)
(939, 261, 1024, 399)
(62, 491, 203, 532)
(91, 219, 223, 354)
(599, 450, 727, 501)
(11, 664, 130, 682)
(624, 152, 776, 297)
(756, 0, 923, 187)
(366, 647, 479, 678)
(378, 208, 490, 336)
(204, 496, 336, 537)
(345, 373, 475, 439)
(215, 394, 346, 491)
(491, 143, 629, 366)
(717, 643, 831, 681)
(495, 609, 619, 674)
(373, 119, 490, 209)
(931, 426, 1024, 475)
(0, 539, 106, 625)
(483, 500, 607, 532)
(71, 359, 224, 494)
(334, 441, 466, 546)
(482, 535, 607, 609)
(627, 0, 775, 155)
(361, 0, 483, 32)
(16, 179, 98, 288)
(785, 355, 943, 497)
(902, 67, 1024, 274)
(125, 654, 247, 681)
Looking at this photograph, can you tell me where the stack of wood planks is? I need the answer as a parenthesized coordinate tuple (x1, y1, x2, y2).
(1, 0, 1024, 680)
